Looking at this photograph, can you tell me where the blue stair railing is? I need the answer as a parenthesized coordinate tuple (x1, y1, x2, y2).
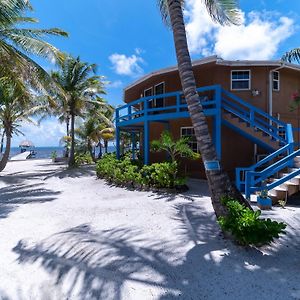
(221, 89, 288, 146)
(236, 123, 295, 198)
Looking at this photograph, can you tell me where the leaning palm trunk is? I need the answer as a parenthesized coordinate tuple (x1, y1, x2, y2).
(0, 127, 12, 172)
(68, 112, 76, 167)
(167, 0, 251, 217)
(0, 130, 5, 153)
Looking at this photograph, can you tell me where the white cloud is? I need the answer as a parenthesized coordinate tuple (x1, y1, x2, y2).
(109, 49, 144, 77)
(107, 80, 123, 89)
(12, 118, 66, 147)
(185, 0, 294, 60)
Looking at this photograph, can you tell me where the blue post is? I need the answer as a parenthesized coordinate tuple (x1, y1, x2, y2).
(116, 109, 121, 160)
(131, 132, 135, 160)
(144, 121, 149, 165)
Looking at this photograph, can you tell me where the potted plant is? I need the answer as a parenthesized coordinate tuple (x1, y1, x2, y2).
(257, 189, 272, 210)
(51, 150, 57, 163)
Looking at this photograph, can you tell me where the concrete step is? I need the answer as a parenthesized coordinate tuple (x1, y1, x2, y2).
(294, 161, 300, 168)
(294, 156, 300, 163)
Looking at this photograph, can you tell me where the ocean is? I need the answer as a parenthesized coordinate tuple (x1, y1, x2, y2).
(9, 146, 117, 159)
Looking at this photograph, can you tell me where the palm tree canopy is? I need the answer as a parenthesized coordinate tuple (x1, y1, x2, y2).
(0, 0, 68, 92)
(158, 0, 242, 27)
(282, 48, 300, 63)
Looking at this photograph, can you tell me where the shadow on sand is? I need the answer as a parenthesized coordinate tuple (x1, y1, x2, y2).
(0, 183, 61, 219)
(11, 202, 300, 300)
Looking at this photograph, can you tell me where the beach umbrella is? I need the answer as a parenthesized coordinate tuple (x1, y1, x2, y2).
(19, 140, 35, 148)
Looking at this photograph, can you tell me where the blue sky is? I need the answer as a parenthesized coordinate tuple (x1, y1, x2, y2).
(12, 0, 300, 146)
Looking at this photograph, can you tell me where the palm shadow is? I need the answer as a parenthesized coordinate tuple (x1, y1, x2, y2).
(0, 183, 61, 219)
(11, 204, 300, 300)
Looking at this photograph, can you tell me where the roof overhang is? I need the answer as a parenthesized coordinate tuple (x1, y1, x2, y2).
(124, 56, 300, 92)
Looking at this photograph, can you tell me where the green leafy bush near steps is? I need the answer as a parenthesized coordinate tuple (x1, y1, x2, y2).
(96, 153, 186, 189)
(218, 197, 286, 246)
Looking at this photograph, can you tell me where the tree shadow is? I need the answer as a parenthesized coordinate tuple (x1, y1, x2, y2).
(11, 206, 300, 300)
(0, 183, 61, 219)
(43, 165, 96, 180)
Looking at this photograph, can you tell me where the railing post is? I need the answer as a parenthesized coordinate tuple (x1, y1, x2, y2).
(214, 85, 222, 159)
(115, 109, 121, 160)
(144, 98, 148, 118)
(128, 105, 132, 120)
(144, 121, 149, 165)
(235, 168, 241, 191)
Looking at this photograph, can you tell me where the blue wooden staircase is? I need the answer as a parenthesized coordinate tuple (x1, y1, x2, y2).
(116, 84, 300, 201)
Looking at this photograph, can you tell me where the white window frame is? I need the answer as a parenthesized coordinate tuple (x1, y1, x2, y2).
(144, 87, 154, 108)
(180, 127, 199, 153)
(272, 71, 280, 92)
(231, 70, 251, 91)
(154, 82, 165, 107)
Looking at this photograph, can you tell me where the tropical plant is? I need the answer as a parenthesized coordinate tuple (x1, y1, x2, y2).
(0, 82, 47, 171)
(151, 131, 200, 163)
(51, 56, 111, 167)
(218, 196, 286, 246)
(0, 0, 68, 92)
(157, 0, 252, 217)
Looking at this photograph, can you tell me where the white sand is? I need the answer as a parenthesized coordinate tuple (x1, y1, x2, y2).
(0, 159, 300, 300)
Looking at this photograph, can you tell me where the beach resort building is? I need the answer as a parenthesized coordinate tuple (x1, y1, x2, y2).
(116, 56, 300, 200)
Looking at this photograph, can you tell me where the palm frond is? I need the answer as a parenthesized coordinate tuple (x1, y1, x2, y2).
(282, 48, 300, 63)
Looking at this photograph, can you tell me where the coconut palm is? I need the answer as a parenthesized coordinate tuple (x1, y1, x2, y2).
(0, 0, 68, 92)
(282, 48, 300, 63)
(51, 56, 112, 167)
(158, 0, 252, 217)
(0, 83, 47, 171)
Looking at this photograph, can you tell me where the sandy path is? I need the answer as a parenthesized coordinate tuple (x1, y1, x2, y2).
(0, 159, 300, 300)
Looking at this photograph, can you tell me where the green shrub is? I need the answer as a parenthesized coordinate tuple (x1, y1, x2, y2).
(75, 152, 94, 165)
(218, 197, 286, 246)
(96, 154, 186, 189)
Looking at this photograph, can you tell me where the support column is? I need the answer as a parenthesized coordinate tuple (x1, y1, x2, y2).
(214, 85, 222, 160)
(144, 121, 149, 165)
(116, 127, 121, 160)
(131, 132, 136, 160)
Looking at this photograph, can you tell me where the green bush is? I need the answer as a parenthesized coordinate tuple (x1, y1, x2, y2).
(75, 152, 94, 165)
(218, 197, 286, 246)
(96, 154, 186, 189)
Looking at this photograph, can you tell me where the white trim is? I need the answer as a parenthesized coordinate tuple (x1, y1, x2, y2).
(272, 71, 280, 92)
(180, 127, 199, 153)
(154, 82, 165, 107)
(143, 87, 153, 97)
(231, 70, 251, 91)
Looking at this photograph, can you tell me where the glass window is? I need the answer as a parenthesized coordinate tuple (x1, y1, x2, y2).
(180, 127, 199, 153)
(144, 88, 154, 108)
(273, 71, 280, 91)
(231, 71, 250, 90)
(154, 82, 165, 108)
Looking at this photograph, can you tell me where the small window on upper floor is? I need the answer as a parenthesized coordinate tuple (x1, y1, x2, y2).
(273, 71, 280, 91)
(231, 70, 251, 90)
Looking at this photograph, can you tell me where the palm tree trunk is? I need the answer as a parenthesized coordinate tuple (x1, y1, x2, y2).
(104, 140, 108, 153)
(88, 142, 96, 163)
(68, 112, 76, 167)
(0, 129, 5, 154)
(65, 118, 70, 158)
(167, 0, 251, 217)
(0, 127, 12, 172)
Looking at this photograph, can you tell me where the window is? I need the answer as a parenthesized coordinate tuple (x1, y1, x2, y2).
(273, 71, 280, 91)
(144, 87, 154, 108)
(181, 127, 199, 153)
(231, 70, 251, 90)
(154, 82, 165, 108)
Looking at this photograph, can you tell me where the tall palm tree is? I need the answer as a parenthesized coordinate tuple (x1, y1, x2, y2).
(0, 83, 47, 171)
(51, 56, 112, 167)
(158, 0, 252, 217)
(0, 0, 68, 92)
(282, 48, 300, 63)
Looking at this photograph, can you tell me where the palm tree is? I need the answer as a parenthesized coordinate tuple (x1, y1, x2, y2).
(51, 56, 111, 167)
(158, 0, 252, 217)
(0, 83, 47, 171)
(0, 0, 68, 92)
(282, 48, 300, 63)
